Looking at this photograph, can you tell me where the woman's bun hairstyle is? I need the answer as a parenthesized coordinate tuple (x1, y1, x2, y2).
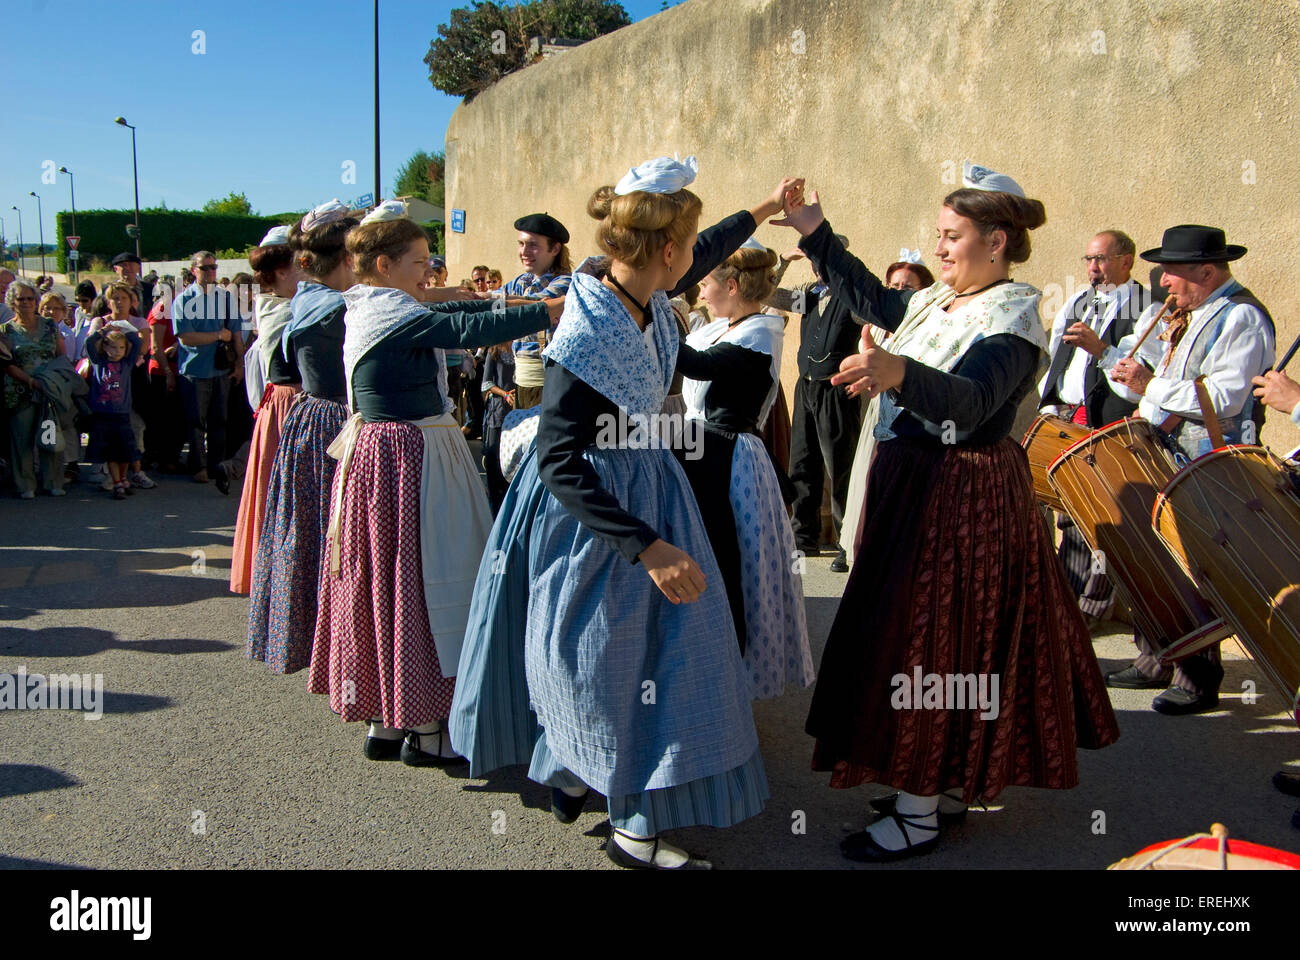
(588, 185, 703, 270)
(712, 244, 779, 303)
(248, 243, 296, 290)
(942, 188, 1046, 264)
(289, 215, 361, 278)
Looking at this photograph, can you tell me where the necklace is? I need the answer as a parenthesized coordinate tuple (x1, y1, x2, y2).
(605, 274, 651, 326)
(952, 277, 1010, 302)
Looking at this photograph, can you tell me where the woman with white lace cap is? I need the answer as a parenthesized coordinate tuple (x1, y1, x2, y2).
(681, 237, 814, 700)
(230, 225, 303, 594)
(451, 157, 802, 870)
(310, 199, 563, 765)
(776, 162, 1119, 862)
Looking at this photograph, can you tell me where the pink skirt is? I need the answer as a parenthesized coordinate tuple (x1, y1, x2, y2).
(307, 421, 455, 727)
(230, 384, 300, 594)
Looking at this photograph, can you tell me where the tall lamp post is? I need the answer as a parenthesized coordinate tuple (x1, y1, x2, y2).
(28, 192, 46, 277)
(10, 206, 23, 278)
(374, 0, 381, 205)
(58, 166, 78, 283)
(114, 116, 142, 259)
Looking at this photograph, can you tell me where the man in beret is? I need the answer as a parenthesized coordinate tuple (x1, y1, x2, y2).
(1101, 224, 1275, 715)
(112, 251, 156, 316)
(505, 213, 572, 409)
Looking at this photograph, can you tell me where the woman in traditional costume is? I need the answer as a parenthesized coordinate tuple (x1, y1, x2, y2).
(450, 159, 802, 870)
(230, 227, 302, 594)
(682, 240, 813, 699)
(248, 202, 358, 674)
(309, 201, 562, 765)
(775, 162, 1120, 861)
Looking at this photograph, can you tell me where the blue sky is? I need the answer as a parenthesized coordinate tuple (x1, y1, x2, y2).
(1, 0, 675, 245)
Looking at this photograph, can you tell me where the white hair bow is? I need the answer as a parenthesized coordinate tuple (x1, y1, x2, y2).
(961, 160, 1026, 198)
(300, 199, 351, 233)
(259, 225, 291, 247)
(360, 199, 408, 225)
(898, 248, 923, 264)
(614, 154, 699, 196)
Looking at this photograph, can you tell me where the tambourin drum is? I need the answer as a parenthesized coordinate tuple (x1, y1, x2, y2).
(1109, 827, 1300, 870)
(1152, 445, 1300, 725)
(1021, 414, 1090, 512)
(1047, 417, 1232, 660)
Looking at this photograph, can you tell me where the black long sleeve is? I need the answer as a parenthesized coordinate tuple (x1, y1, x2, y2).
(675, 340, 769, 383)
(384, 299, 550, 350)
(892, 333, 1041, 443)
(799, 220, 913, 332)
(669, 210, 757, 297)
(536, 362, 661, 565)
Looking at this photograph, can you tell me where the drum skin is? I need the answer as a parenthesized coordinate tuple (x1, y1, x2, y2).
(1109, 834, 1300, 870)
(1152, 445, 1300, 725)
(1048, 418, 1232, 658)
(1022, 414, 1089, 512)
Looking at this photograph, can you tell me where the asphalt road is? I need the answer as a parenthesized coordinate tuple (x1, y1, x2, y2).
(1, 463, 1297, 870)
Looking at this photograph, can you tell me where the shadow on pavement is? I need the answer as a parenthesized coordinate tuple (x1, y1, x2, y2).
(0, 763, 79, 799)
(0, 626, 234, 658)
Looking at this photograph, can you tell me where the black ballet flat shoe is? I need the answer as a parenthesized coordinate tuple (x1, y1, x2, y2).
(1272, 770, 1300, 798)
(363, 735, 404, 761)
(399, 729, 467, 767)
(869, 792, 970, 825)
(840, 811, 939, 863)
(551, 787, 589, 824)
(605, 830, 713, 870)
(829, 551, 849, 573)
(1151, 687, 1219, 715)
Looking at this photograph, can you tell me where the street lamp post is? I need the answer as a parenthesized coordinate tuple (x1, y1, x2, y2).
(114, 117, 142, 260)
(29, 192, 46, 277)
(59, 166, 77, 283)
(374, 0, 381, 205)
(10, 206, 23, 278)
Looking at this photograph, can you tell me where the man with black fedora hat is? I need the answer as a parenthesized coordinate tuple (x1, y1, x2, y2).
(1099, 223, 1276, 715)
(505, 213, 572, 409)
(111, 251, 155, 316)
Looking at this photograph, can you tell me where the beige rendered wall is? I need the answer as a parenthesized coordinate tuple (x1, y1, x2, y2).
(445, 0, 1300, 450)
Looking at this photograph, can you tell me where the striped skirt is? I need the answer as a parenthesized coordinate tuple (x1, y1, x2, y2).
(450, 446, 768, 832)
(230, 383, 300, 594)
(806, 437, 1121, 801)
(246, 395, 348, 674)
(306, 420, 457, 727)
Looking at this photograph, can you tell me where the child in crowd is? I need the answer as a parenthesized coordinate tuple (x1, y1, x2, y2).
(84, 326, 142, 500)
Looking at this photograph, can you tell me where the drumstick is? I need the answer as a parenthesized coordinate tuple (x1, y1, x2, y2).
(1275, 331, 1300, 374)
(1125, 295, 1178, 360)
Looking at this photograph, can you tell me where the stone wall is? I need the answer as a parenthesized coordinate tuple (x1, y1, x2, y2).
(445, 0, 1300, 449)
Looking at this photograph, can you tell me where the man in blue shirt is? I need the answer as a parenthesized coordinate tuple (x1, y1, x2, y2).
(172, 250, 244, 483)
(505, 213, 571, 409)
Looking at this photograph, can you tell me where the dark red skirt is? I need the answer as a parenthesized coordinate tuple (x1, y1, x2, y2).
(805, 436, 1119, 802)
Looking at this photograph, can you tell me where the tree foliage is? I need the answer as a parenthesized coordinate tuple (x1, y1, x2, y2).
(424, 0, 631, 99)
(202, 191, 255, 216)
(395, 150, 446, 209)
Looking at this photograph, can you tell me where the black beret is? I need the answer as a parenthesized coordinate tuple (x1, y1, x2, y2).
(111, 252, 142, 267)
(513, 213, 569, 245)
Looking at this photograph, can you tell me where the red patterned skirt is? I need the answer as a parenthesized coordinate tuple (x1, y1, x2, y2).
(805, 436, 1119, 802)
(230, 383, 300, 595)
(307, 421, 455, 727)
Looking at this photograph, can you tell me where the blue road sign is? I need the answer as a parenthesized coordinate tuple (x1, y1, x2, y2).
(451, 209, 466, 234)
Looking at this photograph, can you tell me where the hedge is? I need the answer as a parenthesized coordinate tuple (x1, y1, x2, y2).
(54, 209, 301, 272)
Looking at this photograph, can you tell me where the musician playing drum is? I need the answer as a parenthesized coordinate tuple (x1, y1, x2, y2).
(1038, 230, 1152, 626)
(1252, 366, 1300, 828)
(1103, 225, 1276, 716)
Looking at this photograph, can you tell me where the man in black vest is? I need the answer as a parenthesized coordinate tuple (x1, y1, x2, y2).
(769, 238, 863, 572)
(1038, 229, 1151, 621)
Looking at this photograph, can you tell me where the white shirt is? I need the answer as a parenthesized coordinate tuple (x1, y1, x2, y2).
(1038, 280, 1145, 409)
(1100, 278, 1274, 422)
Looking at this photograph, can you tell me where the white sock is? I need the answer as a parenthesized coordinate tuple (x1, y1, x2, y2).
(411, 720, 460, 758)
(368, 720, 403, 740)
(867, 791, 939, 851)
(613, 830, 690, 868)
(557, 782, 588, 798)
